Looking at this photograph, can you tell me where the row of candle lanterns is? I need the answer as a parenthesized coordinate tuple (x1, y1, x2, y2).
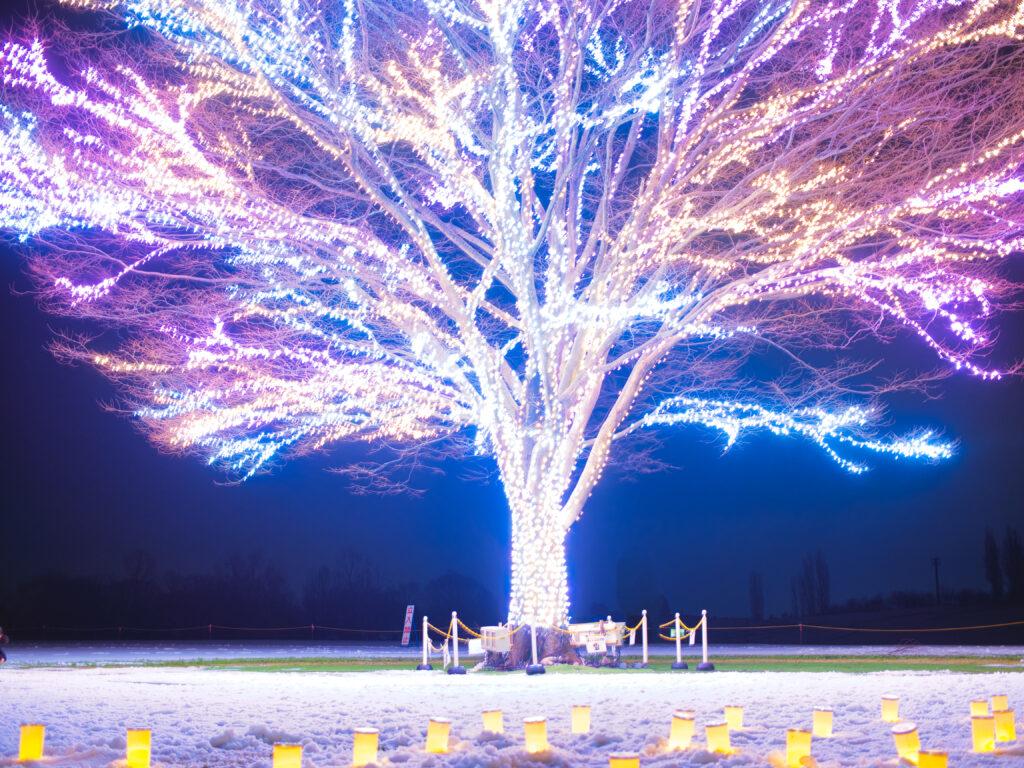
(18, 724, 152, 766)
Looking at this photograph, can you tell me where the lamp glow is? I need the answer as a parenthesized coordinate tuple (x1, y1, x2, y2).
(970, 699, 989, 717)
(126, 729, 152, 768)
(918, 750, 948, 768)
(994, 709, 1016, 742)
(571, 705, 591, 735)
(425, 718, 451, 754)
(892, 723, 920, 763)
(785, 728, 812, 768)
(482, 710, 504, 735)
(608, 752, 640, 768)
(668, 711, 695, 751)
(971, 715, 996, 753)
(351, 728, 378, 767)
(812, 708, 833, 738)
(273, 743, 303, 768)
(524, 717, 548, 754)
(724, 705, 744, 730)
(18, 724, 45, 762)
(882, 696, 900, 723)
(993, 695, 1009, 711)
(705, 721, 732, 755)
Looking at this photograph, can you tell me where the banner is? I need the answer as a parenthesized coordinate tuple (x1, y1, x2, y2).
(401, 605, 415, 646)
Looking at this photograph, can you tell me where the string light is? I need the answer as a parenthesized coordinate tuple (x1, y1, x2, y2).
(1, 0, 1021, 629)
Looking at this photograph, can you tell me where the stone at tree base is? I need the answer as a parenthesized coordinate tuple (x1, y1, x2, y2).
(484, 627, 582, 671)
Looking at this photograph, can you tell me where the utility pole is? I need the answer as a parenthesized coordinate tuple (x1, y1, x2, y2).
(931, 557, 941, 606)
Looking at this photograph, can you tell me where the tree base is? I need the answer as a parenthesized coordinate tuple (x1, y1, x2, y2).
(484, 627, 582, 671)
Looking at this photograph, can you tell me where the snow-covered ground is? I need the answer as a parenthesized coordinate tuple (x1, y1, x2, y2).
(6, 641, 1024, 667)
(2, 662, 1023, 766)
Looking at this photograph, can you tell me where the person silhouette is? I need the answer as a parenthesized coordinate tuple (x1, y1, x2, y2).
(0, 627, 8, 664)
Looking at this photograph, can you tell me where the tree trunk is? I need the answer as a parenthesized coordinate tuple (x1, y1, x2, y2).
(485, 626, 582, 670)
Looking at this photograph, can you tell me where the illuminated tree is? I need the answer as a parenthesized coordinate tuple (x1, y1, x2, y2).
(2, 0, 1022, 634)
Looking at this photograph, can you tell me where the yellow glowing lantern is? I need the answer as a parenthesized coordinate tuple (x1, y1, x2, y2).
(572, 705, 592, 735)
(971, 715, 995, 753)
(970, 699, 989, 717)
(273, 743, 303, 768)
(918, 750, 948, 768)
(881, 695, 900, 723)
(891, 723, 920, 763)
(126, 728, 152, 768)
(785, 728, 812, 768)
(994, 709, 1017, 742)
(482, 710, 504, 734)
(524, 717, 549, 754)
(668, 710, 695, 751)
(992, 694, 1009, 711)
(705, 721, 732, 755)
(608, 751, 640, 768)
(812, 708, 833, 738)
(351, 728, 379, 767)
(425, 718, 451, 754)
(724, 705, 744, 730)
(19, 724, 45, 762)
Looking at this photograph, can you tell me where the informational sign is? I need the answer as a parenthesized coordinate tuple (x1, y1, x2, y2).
(586, 637, 607, 654)
(401, 604, 415, 646)
(467, 638, 484, 656)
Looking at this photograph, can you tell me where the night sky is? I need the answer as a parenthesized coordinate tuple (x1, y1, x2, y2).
(0, 0, 1022, 623)
(3, 239, 1022, 618)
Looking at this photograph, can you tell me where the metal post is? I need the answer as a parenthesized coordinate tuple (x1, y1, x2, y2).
(417, 615, 432, 670)
(526, 623, 546, 675)
(697, 609, 715, 671)
(671, 612, 687, 669)
(640, 610, 649, 667)
(447, 611, 466, 674)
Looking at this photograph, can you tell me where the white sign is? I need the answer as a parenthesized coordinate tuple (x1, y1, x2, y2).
(401, 605, 415, 646)
(467, 638, 484, 656)
(586, 637, 608, 654)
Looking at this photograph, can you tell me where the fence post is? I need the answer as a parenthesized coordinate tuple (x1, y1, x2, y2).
(671, 612, 687, 670)
(447, 611, 466, 674)
(697, 609, 715, 671)
(526, 623, 546, 675)
(417, 615, 432, 670)
(640, 610, 649, 667)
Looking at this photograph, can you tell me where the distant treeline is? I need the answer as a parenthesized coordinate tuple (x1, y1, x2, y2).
(0, 550, 502, 639)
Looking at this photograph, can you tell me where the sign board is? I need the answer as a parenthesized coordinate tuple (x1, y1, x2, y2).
(467, 638, 484, 656)
(401, 605, 415, 646)
(586, 637, 608, 654)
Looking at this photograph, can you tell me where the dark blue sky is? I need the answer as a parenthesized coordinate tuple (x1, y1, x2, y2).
(3, 243, 1022, 618)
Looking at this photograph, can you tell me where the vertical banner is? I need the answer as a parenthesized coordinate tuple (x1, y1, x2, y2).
(401, 605, 415, 646)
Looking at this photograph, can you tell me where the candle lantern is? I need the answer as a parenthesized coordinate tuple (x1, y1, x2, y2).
(572, 705, 591, 735)
(126, 728, 152, 768)
(992, 694, 1009, 711)
(918, 750, 948, 768)
(785, 728, 812, 768)
(724, 705, 743, 730)
(971, 715, 995, 753)
(608, 752, 640, 768)
(482, 710, 504, 734)
(970, 699, 989, 717)
(524, 717, 548, 754)
(352, 728, 379, 767)
(668, 710, 695, 750)
(273, 743, 303, 768)
(891, 722, 920, 763)
(994, 708, 1016, 742)
(705, 721, 731, 754)
(426, 718, 451, 754)
(19, 724, 45, 762)
(812, 708, 833, 738)
(881, 695, 900, 723)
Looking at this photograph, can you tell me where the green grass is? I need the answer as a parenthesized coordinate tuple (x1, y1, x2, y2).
(28, 655, 1024, 674)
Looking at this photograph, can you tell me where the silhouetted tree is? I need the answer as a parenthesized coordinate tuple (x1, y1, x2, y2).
(792, 551, 830, 616)
(748, 572, 765, 621)
(815, 551, 831, 613)
(984, 528, 1004, 599)
(1004, 526, 1024, 603)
